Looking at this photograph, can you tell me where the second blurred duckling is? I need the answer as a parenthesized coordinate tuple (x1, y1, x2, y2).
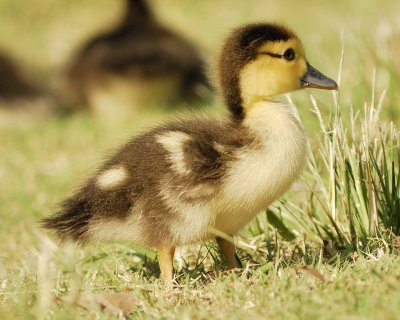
(61, 0, 212, 118)
(0, 50, 56, 125)
(0, 51, 41, 101)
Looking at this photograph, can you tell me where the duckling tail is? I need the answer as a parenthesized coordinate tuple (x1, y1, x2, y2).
(40, 197, 92, 243)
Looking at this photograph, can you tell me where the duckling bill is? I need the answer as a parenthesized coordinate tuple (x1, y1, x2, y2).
(42, 23, 337, 282)
(301, 62, 338, 89)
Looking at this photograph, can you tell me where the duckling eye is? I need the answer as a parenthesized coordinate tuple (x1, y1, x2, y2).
(283, 48, 295, 61)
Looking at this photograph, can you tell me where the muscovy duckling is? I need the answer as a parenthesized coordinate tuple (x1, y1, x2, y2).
(61, 0, 211, 116)
(42, 23, 337, 282)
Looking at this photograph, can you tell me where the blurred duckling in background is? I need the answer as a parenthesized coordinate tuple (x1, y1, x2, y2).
(42, 23, 337, 282)
(61, 0, 212, 118)
(0, 50, 56, 124)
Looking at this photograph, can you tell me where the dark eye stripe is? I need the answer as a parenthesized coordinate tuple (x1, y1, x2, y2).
(258, 52, 283, 58)
(258, 49, 296, 61)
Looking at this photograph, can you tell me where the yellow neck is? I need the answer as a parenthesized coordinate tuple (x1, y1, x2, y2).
(242, 100, 304, 142)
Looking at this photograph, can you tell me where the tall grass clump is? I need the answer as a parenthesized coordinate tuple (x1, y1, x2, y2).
(251, 82, 400, 258)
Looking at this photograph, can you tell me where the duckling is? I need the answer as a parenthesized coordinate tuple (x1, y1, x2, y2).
(0, 51, 41, 100)
(42, 23, 337, 282)
(61, 0, 212, 117)
(0, 50, 56, 122)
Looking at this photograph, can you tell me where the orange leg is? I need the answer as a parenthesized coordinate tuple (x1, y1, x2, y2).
(216, 237, 242, 269)
(157, 247, 176, 283)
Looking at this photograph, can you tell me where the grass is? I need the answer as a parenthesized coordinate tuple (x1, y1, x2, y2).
(265, 90, 400, 252)
(3, 246, 400, 319)
(1, 0, 400, 319)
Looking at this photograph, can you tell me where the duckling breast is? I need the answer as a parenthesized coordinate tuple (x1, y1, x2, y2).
(213, 101, 307, 235)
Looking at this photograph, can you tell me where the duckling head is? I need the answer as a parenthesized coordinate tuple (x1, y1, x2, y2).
(218, 23, 338, 119)
(120, 0, 153, 27)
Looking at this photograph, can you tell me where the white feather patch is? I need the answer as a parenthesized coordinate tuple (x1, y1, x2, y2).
(97, 166, 128, 189)
(157, 131, 191, 175)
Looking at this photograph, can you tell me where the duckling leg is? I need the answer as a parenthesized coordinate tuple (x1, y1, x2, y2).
(157, 247, 175, 283)
(216, 237, 243, 269)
